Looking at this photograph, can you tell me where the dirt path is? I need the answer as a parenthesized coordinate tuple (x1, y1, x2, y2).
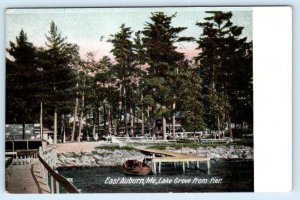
(51, 142, 106, 154)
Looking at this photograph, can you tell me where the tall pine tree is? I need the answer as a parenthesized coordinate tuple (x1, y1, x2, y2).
(42, 21, 80, 144)
(6, 29, 39, 124)
(109, 24, 140, 137)
(195, 11, 252, 138)
(142, 12, 193, 140)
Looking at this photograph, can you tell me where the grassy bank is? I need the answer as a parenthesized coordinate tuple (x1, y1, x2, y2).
(145, 138, 253, 150)
(93, 138, 253, 152)
(95, 145, 136, 151)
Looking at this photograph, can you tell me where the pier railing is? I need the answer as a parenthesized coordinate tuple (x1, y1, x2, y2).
(38, 147, 80, 193)
(7, 150, 39, 165)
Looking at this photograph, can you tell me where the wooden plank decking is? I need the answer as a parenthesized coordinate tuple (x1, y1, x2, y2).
(137, 148, 211, 174)
(138, 148, 200, 158)
(6, 160, 51, 194)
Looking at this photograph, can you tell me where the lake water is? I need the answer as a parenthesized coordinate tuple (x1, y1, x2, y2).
(58, 159, 253, 193)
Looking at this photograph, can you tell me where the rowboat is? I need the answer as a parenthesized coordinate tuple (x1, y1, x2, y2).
(122, 160, 152, 176)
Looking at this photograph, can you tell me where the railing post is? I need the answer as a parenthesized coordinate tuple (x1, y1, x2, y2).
(51, 149, 54, 168)
(54, 149, 57, 168)
(45, 168, 48, 185)
(56, 181, 59, 193)
(38, 147, 79, 193)
(55, 170, 59, 193)
(51, 176, 54, 193)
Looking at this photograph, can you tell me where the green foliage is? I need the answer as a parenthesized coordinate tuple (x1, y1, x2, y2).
(146, 142, 202, 150)
(35, 21, 81, 135)
(95, 145, 136, 151)
(231, 139, 253, 147)
(5, 11, 252, 143)
(6, 30, 40, 123)
(179, 63, 206, 132)
(141, 12, 196, 137)
(108, 24, 141, 136)
(195, 11, 253, 133)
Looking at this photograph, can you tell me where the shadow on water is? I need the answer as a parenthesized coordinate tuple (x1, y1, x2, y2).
(58, 159, 253, 193)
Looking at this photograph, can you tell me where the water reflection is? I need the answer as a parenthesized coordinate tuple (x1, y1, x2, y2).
(58, 160, 253, 193)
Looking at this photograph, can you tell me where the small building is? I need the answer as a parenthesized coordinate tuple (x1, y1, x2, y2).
(5, 124, 49, 153)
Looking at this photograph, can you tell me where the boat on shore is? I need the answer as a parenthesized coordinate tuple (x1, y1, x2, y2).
(122, 160, 152, 176)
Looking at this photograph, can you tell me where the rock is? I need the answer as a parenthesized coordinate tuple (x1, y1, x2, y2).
(228, 153, 239, 159)
(66, 157, 77, 162)
(56, 144, 253, 168)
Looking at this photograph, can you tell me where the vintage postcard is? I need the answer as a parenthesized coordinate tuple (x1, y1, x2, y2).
(5, 7, 254, 193)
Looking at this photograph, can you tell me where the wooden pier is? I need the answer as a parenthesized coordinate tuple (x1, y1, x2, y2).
(5, 147, 79, 194)
(138, 148, 211, 174)
(6, 160, 51, 193)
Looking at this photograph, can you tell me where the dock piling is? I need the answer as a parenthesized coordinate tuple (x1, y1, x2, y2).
(153, 161, 156, 174)
(158, 162, 161, 173)
(138, 148, 211, 174)
(207, 158, 211, 170)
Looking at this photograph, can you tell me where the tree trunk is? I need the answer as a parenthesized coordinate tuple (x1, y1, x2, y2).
(108, 107, 111, 136)
(141, 104, 145, 136)
(54, 109, 57, 144)
(71, 97, 78, 142)
(98, 107, 101, 137)
(78, 91, 84, 142)
(22, 123, 25, 140)
(172, 96, 176, 139)
(124, 87, 128, 137)
(61, 114, 66, 143)
(117, 85, 122, 136)
(63, 127, 66, 143)
(147, 106, 150, 135)
(134, 107, 137, 136)
(130, 106, 134, 137)
(117, 101, 122, 135)
(228, 114, 233, 139)
(92, 124, 97, 141)
(162, 115, 167, 140)
(61, 114, 64, 143)
(217, 115, 221, 139)
(151, 106, 156, 138)
(103, 104, 106, 131)
(40, 102, 43, 140)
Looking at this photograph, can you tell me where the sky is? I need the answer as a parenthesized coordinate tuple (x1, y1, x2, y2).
(6, 7, 252, 60)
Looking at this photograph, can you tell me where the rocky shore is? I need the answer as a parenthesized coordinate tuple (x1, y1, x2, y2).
(56, 145, 253, 168)
(172, 145, 253, 160)
(57, 149, 145, 168)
